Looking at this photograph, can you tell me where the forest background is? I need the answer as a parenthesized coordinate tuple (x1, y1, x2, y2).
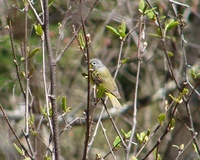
(0, 0, 200, 160)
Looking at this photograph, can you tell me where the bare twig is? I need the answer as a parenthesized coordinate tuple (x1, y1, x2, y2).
(43, 0, 60, 159)
(7, 20, 26, 99)
(126, 15, 143, 159)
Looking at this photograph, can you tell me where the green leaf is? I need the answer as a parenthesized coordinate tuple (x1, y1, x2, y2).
(165, 19, 179, 31)
(121, 57, 130, 64)
(193, 143, 198, 153)
(97, 85, 106, 98)
(28, 114, 35, 126)
(167, 51, 174, 57)
(145, 7, 157, 20)
(172, 144, 179, 149)
(82, 72, 88, 79)
(118, 20, 126, 39)
(21, 57, 25, 61)
(113, 136, 121, 149)
(158, 113, 166, 125)
(40, 106, 48, 118)
(138, 0, 145, 13)
(106, 25, 120, 37)
(78, 33, 85, 49)
(21, 71, 26, 78)
(149, 33, 161, 38)
(28, 48, 40, 60)
(180, 144, 184, 150)
(62, 96, 67, 112)
(13, 143, 24, 156)
(44, 156, 51, 160)
(49, 0, 54, 7)
(169, 94, 183, 104)
(121, 129, 131, 139)
(34, 24, 43, 36)
(136, 130, 149, 144)
(182, 88, 189, 95)
(191, 69, 200, 79)
(131, 156, 138, 160)
(168, 118, 175, 131)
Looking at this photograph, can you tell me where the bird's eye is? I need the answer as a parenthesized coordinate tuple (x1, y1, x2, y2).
(93, 62, 96, 65)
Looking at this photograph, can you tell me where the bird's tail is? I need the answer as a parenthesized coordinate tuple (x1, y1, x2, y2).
(106, 93, 122, 109)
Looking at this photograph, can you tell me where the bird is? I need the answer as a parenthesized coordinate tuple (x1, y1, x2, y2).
(89, 58, 122, 109)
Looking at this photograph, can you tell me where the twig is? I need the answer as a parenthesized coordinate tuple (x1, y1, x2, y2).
(80, 0, 93, 159)
(126, 15, 143, 159)
(7, 20, 26, 99)
(43, 0, 60, 159)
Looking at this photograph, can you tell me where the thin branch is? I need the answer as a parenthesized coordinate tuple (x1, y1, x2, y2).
(43, 0, 60, 159)
(7, 21, 26, 99)
(126, 16, 143, 159)
(81, 1, 92, 159)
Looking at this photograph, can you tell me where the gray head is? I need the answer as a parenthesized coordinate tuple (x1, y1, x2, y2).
(90, 58, 105, 70)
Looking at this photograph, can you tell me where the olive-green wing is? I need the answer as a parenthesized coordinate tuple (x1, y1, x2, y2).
(97, 67, 121, 99)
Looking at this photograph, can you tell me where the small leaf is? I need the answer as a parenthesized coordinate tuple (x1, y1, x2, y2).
(158, 113, 166, 125)
(145, 8, 157, 20)
(182, 88, 189, 95)
(78, 33, 85, 50)
(40, 106, 48, 118)
(106, 25, 120, 37)
(131, 156, 138, 160)
(193, 143, 198, 153)
(121, 129, 131, 139)
(149, 33, 161, 38)
(168, 118, 175, 131)
(165, 19, 179, 31)
(34, 24, 43, 36)
(172, 144, 179, 149)
(169, 94, 182, 104)
(21, 57, 25, 61)
(180, 144, 184, 150)
(118, 20, 126, 39)
(113, 136, 121, 149)
(30, 129, 38, 136)
(13, 143, 24, 156)
(121, 57, 129, 64)
(82, 72, 88, 79)
(97, 85, 106, 98)
(44, 156, 51, 160)
(21, 71, 26, 78)
(138, 0, 145, 13)
(28, 48, 40, 60)
(49, 0, 54, 7)
(167, 51, 174, 57)
(62, 96, 67, 112)
(136, 131, 149, 144)
(28, 114, 34, 126)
